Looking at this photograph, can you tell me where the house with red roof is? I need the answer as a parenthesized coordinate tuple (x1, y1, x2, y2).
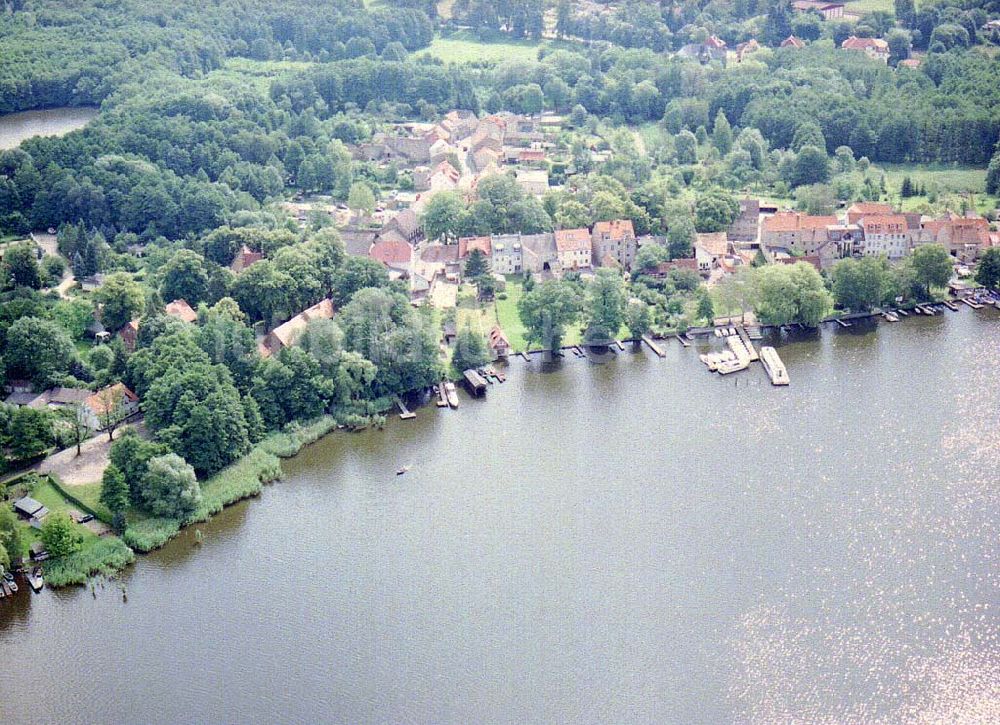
(230, 244, 263, 273)
(781, 35, 805, 49)
(857, 214, 910, 258)
(369, 239, 414, 273)
(841, 35, 889, 63)
(81, 383, 140, 431)
(592, 219, 637, 268)
(259, 299, 335, 358)
(164, 299, 198, 324)
(554, 228, 592, 270)
(761, 212, 838, 253)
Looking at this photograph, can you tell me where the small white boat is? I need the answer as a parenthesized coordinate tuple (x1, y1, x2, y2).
(396, 465, 411, 476)
(444, 381, 459, 409)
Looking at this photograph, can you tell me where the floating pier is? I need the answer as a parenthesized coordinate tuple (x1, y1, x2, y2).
(961, 298, 983, 309)
(674, 334, 690, 348)
(518, 351, 530, 362)
(760, 346, 790, 386)
(942, 299, 959, 311)
(835, 318, 852, 328)
(395, 396, 416, 420)
(615, 339, 625, 351)
(642, 335, 666, 357)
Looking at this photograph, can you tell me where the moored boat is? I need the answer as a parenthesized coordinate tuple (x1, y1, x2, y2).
(444, 381, 459, 408)
(27, 567, 44, 593)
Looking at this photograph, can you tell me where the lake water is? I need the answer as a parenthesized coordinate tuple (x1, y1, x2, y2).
(1, 311, 997, 724)
(0, 107, 98, 150)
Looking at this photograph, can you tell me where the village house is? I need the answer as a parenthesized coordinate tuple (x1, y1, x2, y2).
(520, 232, 559, 274)
(727, 198, 761, 242)
(845, 202, 894, 225)
(4, 386, 90, 410)
(694, 232, 730, 273)
(841, 36, 890, 63)
(792, 0, 845, 19)
(735, 39, 761, 62)
(259, 299, 335, 358)
(487, 326, 511, 360)
(761, 212, 838, 253)
(650, 258, 699, 277)
(118, 318, 140, 352)
(921, 214, 992, 263)
(230, 244, 263, 272)
(781, 35, 806, 49)
(491, 234, 523, 275)
(370, 239, 414, 274)
(413, 160, 460, 192)
(164, 299, 198, 323)
(592, 219, 637, 268)
(515, 168, 549, 196)
(856, 215, 910, 259)
(457, 236, 492, 269)
(677, 36, 727, 63)
(81, 383, 140, 431)
(440, 110, 478, 141)
(554, 228, 593, 270)
(379, 209, 423, 245)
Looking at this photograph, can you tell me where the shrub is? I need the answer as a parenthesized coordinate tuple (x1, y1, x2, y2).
(122, 518, 182, 552)
(44, 538, 136, 587)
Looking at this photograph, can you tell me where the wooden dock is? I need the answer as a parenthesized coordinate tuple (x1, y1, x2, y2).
(615, 339, 625, 351)
(760, 346, 789, 386)
(961, 297, 983, 309)
(735, 327, 760, 362)
(942, 299, 959, 311)
(518, 351, 530, 362)
(395, 396, 416, 420)
(435, 385, 448, 408)
(835, 318, 852, 328)
(643, 335, 666, 357)
(674, 334, 690, 348)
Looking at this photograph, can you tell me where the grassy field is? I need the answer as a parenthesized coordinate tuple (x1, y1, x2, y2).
(455, 277, 584, 353)
(844, 0, 894, 13)
(423, 31, 547, 64)
(205, 58, 314, 94)
(878, 163, 987, 194)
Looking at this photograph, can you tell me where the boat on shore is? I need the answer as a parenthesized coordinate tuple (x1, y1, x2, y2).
(444, 381, 459, 408)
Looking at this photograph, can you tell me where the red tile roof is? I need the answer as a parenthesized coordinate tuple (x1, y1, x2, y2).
(458, 236, 492, 258)
(842, 36, 888, 51)
(164, 299, 197, 323)
(592, 219, 635, 241)
(554, 228, 591, 252)
(369, 239, 413, 266)
(762, 212, 837, 233)
(859, 215, 907, 234)
(85, 383, 138, 416)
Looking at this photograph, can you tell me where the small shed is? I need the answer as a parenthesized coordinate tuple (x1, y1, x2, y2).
(30, 541, 49, 562)
(488, 326, 510, 360)
(14, 496, 48, 520)
(462, 369, 487, 397)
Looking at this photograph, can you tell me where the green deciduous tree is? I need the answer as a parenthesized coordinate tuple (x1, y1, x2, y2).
(831, 256, 893, 312)
(142, 453, 202, 520)
(975, 247, 1000, 290)
(517, 278, 584, 351)
(909, 243, 952, 298)
(452, 325, 491, 374)
(584, 269, 626, 345)
(100, 464, 130, 516)
(96, 272, 145, 331)
(41, 512, 83, 559)
(752, 262, 832, 327)
(160, 248, 209, 304)
(4, 316, 76, 387)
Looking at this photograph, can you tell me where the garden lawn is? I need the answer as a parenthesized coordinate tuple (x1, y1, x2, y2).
(424, 31, 546, 64)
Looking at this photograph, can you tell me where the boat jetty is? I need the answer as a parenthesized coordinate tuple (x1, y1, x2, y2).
(698, 325, 787, 385)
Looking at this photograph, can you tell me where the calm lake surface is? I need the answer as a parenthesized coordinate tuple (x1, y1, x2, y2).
(0, 107, 98, 150)
(1, 311, 998, 724)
